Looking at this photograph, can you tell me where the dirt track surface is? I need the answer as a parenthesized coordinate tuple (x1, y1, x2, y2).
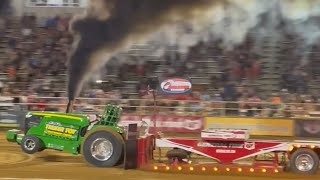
(0, 132, 320, 180)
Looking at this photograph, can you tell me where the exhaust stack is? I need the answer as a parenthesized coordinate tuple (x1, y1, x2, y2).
(66, 100, 74, 113)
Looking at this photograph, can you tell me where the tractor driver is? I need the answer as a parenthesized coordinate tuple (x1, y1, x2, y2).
(87, 114, 101, 130)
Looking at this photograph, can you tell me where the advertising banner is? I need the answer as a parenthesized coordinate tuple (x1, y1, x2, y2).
(119, 115, 203, 133)
(0, 110, 20, 128)
(205, 117, 294, 136)
(158, 77, 192, 95)
(43, 121, 78, 140)
(294, 119, 320, 138)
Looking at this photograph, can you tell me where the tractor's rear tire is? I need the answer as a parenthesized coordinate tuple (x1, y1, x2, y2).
(289, 148, 319, 174)
(20, 135, 42, 154)
(82, 131, 124, 167)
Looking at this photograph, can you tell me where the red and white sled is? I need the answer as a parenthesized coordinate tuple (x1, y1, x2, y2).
(138, 128, 320, 175)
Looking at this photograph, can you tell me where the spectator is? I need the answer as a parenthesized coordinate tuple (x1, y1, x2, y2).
(251, 58, 261, 80)
(0, 81, 3, 94)
(1, 13, 319, 118)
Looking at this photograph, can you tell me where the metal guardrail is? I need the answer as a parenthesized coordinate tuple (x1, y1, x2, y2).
(0, 96, 317, 118)
(0, 96, 318, 138)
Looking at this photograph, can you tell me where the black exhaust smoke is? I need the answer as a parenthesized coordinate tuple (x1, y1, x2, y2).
(0, 0, 9, 11)
(66, 100, 74, 113)
(0, 0, 10, 16)
(67, 0, 320, 101)
(67, 0, 225, 100)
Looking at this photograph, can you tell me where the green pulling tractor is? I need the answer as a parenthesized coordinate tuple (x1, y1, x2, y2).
(6, 104, 132, 167)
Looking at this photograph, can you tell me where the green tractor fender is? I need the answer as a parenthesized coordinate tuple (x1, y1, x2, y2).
(81, 126, 125, 148)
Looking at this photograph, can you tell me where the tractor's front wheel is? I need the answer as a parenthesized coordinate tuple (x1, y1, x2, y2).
(82, 131, 124, 167)
(20, 135, 42, 154)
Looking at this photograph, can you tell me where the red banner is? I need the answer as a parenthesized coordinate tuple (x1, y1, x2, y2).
(119, 115, 203, 133)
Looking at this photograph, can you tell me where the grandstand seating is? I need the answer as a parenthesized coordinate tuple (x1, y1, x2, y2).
(0, 14, 318, 100)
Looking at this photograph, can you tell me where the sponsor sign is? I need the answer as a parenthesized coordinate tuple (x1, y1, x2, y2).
(197, 142, 244, 148)
(44, 121, 78, 139)
(197, 141, 255, 150)
(216, 149, 236, 154)
(119, 115, 203, 133)
(201, 129, 249, 141)
(244, 142, 255, 150)
(294, 118, 320, 138)
(158, 77, 192, 95)
(205, 117, 294, 136)
(0, 110, 20, 127)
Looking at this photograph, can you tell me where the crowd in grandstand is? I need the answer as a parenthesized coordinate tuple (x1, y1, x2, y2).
(0, 9, 319, 117)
